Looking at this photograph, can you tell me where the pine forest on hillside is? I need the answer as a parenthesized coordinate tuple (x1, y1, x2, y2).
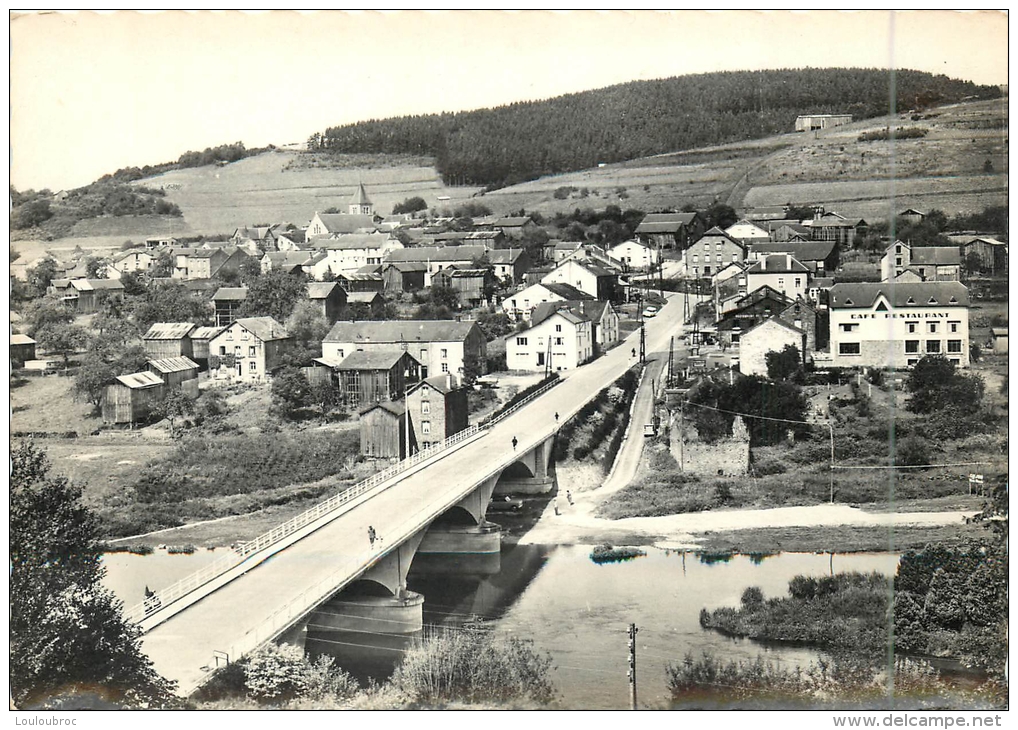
(309, 68, 1001, 190)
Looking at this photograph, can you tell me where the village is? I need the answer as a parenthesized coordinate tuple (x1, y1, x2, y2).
(11, 170, 1010, 473)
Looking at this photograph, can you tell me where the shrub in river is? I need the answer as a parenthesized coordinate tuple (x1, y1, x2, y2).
(390, 626, 554, 706)
(206, 644, 359, 706)
(589, 543, 646, 564)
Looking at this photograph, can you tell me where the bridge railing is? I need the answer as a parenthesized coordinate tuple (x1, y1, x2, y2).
(124, 376, 561, 626)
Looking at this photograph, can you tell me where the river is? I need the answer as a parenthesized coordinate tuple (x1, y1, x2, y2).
(103, 544, 899, 709)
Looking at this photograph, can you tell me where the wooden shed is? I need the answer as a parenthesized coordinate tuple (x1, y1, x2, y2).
(102, 371, 166, 425)
(991, 328, 1008, 354)
(383, 262, 427, 295)
(212, 287, 248, 326)
(333, 350, 422, 407)
(188, 325, 225, 370)
(307, 281, 348, 324)
(147, 356, 200, 396)
(11, 334, 37, 365)
(359, 400, 415, 460)
(142, 322, 196, 359)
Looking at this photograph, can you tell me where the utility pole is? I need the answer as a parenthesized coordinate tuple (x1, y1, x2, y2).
(627, 623, 639, 710)
(668, 336, 674, 387)
(828, 419, 835, 503)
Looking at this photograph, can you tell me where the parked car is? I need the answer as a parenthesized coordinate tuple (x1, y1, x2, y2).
(642, 306, 658, 318)
(488, 495, 524, 512)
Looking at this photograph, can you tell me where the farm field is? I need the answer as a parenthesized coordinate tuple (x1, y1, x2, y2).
(132, 149, 482, 234)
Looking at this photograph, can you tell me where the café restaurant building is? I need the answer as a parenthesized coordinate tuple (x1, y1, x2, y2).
(828, 282, 970, 369)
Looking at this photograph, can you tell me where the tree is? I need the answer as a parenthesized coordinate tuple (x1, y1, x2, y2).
(13, 198, 53, 229)
(22, 296, 74, 337)
(308, 378, 343, 417)
(704, 203, 737, 230)
(150, 250, 173, 278)
(84, 256, 108, 279)
(27, 257, 61, 297)
(271, 367, 312, 418)
(129, 285, 212, 332)
(239, 270, 308, 323)
(35, 323, 89, 365)
(475, 311, 513, 341)
(73, 353, 118, 408)
(765, 344, 802, 381)
(10, 442, 176, 708)
(964, 251, 984, 276)
(151, 389, 196, 437)
(906, 354, 984, 415)
(392, 196, 427, 215)
(285, 299, 331, 356)
(118, 270, 147, 296)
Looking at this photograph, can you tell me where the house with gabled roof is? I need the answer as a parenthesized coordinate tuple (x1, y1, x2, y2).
(746, 254, 811, 301)
(684, 227, 747, 278)
(107, 248, 156, 278)
(406, 374, 470, 450)
(725, 219, 771, 244)
(530, 299, 619, 355)
(308, 233, 402, 275)
(880, 241, 960, 282)
(828, 282, 970, 368)
(501, 281, 593, 322)
(261, 250, 315, 275)
(749, 240, 838, 275)
(506, 307, 593, 372)
(715, 286, 794, 348)
(323, 319, 486, 381)
(491, 216, 536, 239)
(635, 212, 705, 251)
(541, 258, 620, 302)
(488, 247, 531, 284)
(209, 316, 292, 383)
(740, 318, 806, 376)
(609, 240, 659, 271)
(306, 212, 378, 240)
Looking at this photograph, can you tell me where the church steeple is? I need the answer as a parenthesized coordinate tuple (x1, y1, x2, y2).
(349, 182, 373, 216)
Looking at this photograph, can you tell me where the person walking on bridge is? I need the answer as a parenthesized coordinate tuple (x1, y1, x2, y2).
(554, 412, 559, 423)
(368, 526, 377, 547)
(512, 436, 518, 451)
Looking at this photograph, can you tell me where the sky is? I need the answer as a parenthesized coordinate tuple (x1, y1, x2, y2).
(9, 10, 1009, 192)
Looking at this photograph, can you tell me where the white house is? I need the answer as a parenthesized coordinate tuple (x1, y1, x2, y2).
(541, 258, 619, 301)
(384, 246, 488, 287)
(746, 255, 810, 301)
(725, 219, 771, 244)
(500, 282, 591, 322)
(880, 240, 961, 282)
(306, 212, 378, 239)
(309, 233, 403, 275)
(506, 309, 593, 372)
(530, 300, 619, 354)
(106, 248, 156, 278)
(322, 320, 486, 380)
(739, 318, 806, 376)
(828, 282, 970, 369)
(609, 240, 659, 271)
(208, 316, 292, 384)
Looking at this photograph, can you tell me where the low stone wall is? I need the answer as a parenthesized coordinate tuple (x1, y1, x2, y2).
(669, 414, 750, 477)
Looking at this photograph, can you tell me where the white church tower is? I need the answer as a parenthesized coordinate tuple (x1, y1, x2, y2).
(349, 182, 373, 216)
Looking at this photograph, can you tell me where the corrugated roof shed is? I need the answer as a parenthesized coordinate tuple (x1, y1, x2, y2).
(307, 282, 341, 299)
(11, 334, 36, 345)
(386, 246, 487, 263)
(212, 287, 249, 301)
(143, 322, 196, 340)
(148, 356, 200, 374)
(190, 326, 225, 341)
(115, 371, 165, 389)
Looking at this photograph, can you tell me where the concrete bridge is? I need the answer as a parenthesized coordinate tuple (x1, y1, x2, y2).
(134, 293, 687, 696)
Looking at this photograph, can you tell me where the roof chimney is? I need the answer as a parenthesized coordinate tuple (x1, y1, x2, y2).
(786, 254, 792, 270)
(760, 256, 766, 271)
(446, 372, 452, 391)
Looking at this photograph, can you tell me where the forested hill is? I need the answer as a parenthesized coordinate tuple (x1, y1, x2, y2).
(310, 68, 1000, 189)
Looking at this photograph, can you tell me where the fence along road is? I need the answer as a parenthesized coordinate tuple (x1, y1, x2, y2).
(139, 293, 688, 695)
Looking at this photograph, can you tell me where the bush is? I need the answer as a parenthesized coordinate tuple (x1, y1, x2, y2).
(740, 586, 764, 610)
(391, 627, 554, 706)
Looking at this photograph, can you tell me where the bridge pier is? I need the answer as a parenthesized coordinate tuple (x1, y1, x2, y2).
(494, 435, 556, 495)
(415, 521, 502, 576)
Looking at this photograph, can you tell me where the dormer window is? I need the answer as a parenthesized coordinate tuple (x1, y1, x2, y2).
(949, 296, 958, 304)
(844, 298, 854, 306)
(906, 297, 916, 304)
(928, 297, 938, 305)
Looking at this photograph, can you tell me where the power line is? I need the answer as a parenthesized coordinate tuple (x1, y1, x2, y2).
(833, 461, 995, 470)
(681, 398, 815, 426)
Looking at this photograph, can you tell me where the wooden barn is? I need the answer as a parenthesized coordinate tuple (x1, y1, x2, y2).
(333, 350, 422, 407)
(188, 325, 225, 370)
(102, 371, 166, 425)
(383, 262, 428, 295)
(70, 279, 125, 313)
(431, 267, 494, 307)
(336, 271, 384, 293)
(147, 356, 200, 396)
(344, 291, 387, 316)
(11, 334, 36, 365)
(307, 281, 348, 324)
(142, 322, 196, 359)
(212, 287, 248, 326)
(359, 400, 414, 460)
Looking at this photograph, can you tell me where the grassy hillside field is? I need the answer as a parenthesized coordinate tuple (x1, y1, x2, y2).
(11, 98, 1006, 261)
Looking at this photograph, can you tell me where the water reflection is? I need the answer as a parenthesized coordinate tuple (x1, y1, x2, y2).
(103, 545, 901, 710)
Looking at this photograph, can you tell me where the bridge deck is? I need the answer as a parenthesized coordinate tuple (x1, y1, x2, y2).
(140, 293, 687, 695)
